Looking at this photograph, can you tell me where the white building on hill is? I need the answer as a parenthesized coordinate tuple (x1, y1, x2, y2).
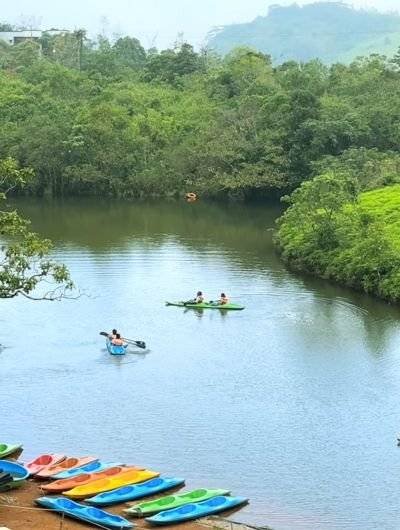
(0, 29, 68, 46)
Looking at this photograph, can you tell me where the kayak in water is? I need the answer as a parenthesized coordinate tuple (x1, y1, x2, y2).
(166, 302, 244, 310)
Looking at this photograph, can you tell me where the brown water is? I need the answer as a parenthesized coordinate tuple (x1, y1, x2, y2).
(2, 198, 400, 530)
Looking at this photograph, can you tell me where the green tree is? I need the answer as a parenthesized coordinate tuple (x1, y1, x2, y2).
(0, 158, 73, 300)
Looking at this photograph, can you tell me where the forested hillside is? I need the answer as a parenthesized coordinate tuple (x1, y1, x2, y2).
(208, 2, 400, 64)
(1, 30, 400, 199)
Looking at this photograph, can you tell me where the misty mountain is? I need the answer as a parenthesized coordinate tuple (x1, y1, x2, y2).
(207, 2, 400, 63)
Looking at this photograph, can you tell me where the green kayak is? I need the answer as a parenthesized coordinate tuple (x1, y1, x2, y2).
(166, 302, 244, 311)
(124, 488, 230, 517)
(0, 443, 22, 458)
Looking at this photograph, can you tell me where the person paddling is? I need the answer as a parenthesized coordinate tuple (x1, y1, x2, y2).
(218, 292, 229, 305)
(108, 329, 118, 340)
(112, 333, 127, 346)
(184, 291, 204, 305)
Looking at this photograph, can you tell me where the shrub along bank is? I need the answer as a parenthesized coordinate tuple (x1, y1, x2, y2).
(276, 177, 400, 302)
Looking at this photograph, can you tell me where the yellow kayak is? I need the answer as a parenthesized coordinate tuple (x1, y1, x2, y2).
(64, 469, 159, 499)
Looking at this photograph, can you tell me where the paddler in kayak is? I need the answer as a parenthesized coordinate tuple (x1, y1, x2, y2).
(112, 333, 127, 347)
(218, 293, 229, 305)
(108, 329, 118, 339)
(210, 293, 229, 306)
(184, 291, 204, 305)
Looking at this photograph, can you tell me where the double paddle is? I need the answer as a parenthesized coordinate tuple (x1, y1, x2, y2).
(99, 332, 146, 349)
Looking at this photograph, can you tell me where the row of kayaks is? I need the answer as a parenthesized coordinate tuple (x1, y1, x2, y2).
(36, 494, 248, 527)
(1, 444, 248, 527)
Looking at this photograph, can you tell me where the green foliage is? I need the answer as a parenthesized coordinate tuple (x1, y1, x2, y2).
(0, 158, 73, 300)
(0, 25, 400, 200)
(277, 179, 400, 302)
(208, 2, 400, 64)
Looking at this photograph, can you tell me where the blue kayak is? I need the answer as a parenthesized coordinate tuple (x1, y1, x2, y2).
(36, 497, 133, 529)
(52, 461, 122, 480)
(146, 496, 248, 525)
(87, 477, 185, 507)
(106, 339, 128, 356)
(0, 460, 29, 490)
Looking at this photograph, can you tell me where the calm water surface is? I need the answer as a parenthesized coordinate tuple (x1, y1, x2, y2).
(2, 199, 400, 530)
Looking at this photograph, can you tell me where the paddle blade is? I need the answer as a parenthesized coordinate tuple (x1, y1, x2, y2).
(99, 331, 109, 337)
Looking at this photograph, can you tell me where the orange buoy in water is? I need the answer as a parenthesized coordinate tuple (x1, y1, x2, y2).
(186, 192, 197, 203)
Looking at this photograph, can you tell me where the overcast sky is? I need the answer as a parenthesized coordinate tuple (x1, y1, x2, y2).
(2, 0, 400, 48)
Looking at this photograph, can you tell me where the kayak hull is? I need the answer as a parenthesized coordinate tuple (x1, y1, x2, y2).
(53, 460, 121, 480)
(0, 460, 29, 491)
(26, 454, 66, 476)
(146, 496, 249, 525)
(106, 339, 128, 356)
(166, 302, 244, 310)
(36, 457, 98, 479)
(42, 466, 130, 493)
(36, 496, 133, 529)
(87, 477, 185, 507)
(125, 488, 230, 517)
(0, 443, 22, 458)
(65, 469, 160, 499)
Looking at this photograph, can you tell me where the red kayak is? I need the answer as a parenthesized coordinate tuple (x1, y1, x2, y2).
(26, 454, 66, 476)
(36, 456, 97, 479)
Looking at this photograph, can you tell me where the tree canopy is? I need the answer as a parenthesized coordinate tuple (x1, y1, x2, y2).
(0, 27, 400, 202)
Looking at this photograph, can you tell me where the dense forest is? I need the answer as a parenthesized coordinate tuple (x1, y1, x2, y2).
(1, 24, 400, 299)
(208, 2, 400, 64)
(1, 27, 400, 200)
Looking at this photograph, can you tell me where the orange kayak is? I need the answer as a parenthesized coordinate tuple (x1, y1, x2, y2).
(26, 454, 66, 476)
(36, 457, 97, 479)
(41, 466, 137, 492)
(65, 469, 160, 499)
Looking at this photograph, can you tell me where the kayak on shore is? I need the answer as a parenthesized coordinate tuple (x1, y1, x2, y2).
(36, 456, 98, 479)
(41, 466, 132, 493)
(166, 301, 245, 310)
(26, 454, 66, 476)
(145, 495, 249, 525)
(65, 469, 160, 499)
(52, 460, 121, 480)
(0, 460, 29, 491)
(125, 488, 230, 517)
(0, 443, 22, 458)
(86, 476, 185, 507)
(36, 496, 133, 529)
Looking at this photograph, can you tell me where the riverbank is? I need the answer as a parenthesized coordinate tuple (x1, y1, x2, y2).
(276, 179, 400, 304)
(0, 480, 250, 530)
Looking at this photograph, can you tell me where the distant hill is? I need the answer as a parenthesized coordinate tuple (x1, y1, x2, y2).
(207, 2, 400, 64)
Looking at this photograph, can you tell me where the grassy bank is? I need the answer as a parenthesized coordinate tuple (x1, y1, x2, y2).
(276, 179, 400, 303)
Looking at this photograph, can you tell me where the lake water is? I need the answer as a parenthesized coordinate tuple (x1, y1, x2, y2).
(2, 199, 400, 530)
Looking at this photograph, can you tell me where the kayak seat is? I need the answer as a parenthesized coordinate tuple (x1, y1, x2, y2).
(146, 478, 162, 487)
(156, 496, 175, 506)
(188, 489, 207, 499)
(204, 496, 226, 507)
(58, 499, 80, 509)
(116, 486, 133, 495)
(176, 504, 196, 514)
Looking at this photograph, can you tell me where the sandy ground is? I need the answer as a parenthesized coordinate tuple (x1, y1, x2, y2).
(0, 479, 245, 530)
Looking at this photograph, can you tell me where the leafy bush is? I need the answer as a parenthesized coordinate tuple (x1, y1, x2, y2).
(276, 178, 400, 302)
